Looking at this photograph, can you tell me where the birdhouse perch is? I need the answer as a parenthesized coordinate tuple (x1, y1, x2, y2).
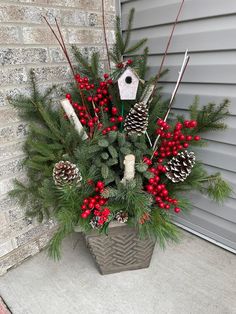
(117, 67, 143, 100)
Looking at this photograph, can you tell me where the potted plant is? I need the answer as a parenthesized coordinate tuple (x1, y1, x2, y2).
(9, 7, 231, 275)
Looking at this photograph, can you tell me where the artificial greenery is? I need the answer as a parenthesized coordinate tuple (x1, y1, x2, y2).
(9, 9, 232, 259)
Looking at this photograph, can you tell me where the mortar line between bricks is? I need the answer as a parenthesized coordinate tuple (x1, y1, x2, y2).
(0, 22, 115, 31)
(0, 2, 116, 13)
(0, 44, 113, 48)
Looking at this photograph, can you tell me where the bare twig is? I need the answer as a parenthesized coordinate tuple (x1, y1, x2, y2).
(149, 0, 185, 101)
(55, 18, 75, 77)
(42, 16, 75, 76)
(102, 0, 111, 72)
(43, 16, 93, 116)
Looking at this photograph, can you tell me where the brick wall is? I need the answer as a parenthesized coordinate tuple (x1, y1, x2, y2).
(0, 0, 116, 276)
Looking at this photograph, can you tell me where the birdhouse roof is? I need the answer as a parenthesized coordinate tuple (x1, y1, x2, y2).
(116, 66, 145, 84)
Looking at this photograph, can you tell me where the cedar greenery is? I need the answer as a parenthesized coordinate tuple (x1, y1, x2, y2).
(9, 10, 232, 259)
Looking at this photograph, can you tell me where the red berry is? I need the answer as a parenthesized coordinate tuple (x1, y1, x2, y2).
(183, 143, 189, 148)
(111, 125, 118, 131)
(146, 185, 154, 192)
(159, 202, 165, 209)
(149, 178, 155, 185)
(104, 73, 109, 79)
(194, 135, 201, 141)
(184, 120, 190, 128)
(80, 118, 86, 125)
(88, 203, 94, 209)
(110, 117, 116, 123)
(165, 204, 170, 209)
(87, 96, 93, 102)
(66, 93, 71, 99)
(111, 107, 118, 115)
(81, 204, 87, 210)
(96, 181, 104, 189)
(189, 120, 198, 128)
(117, 116, 123, 122)
(87, 121, 94, 128)
(102, 130, 107, 135)
(162, 189, 168, 197)
(175, 122, 183, 131)
(174, 207, 181, 213)
(85, 209, 91, 215)
(127, 59, 133, 64)
(186, 135, 192, 141)
(81, 212, 88, 219)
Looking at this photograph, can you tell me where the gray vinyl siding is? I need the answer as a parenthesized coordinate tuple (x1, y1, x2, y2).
(121, 0, 236, 251)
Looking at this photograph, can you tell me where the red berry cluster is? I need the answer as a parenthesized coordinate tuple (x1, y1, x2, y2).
(116, 59, 133, 69)
(80, 180, 111, 225)
(155, 119, 200, 162)
(86, 74, 113, 112)
(75, 74, 95, 91)
(143, 158, 181, 213)
(81, 195, 108, 218)
(102, 107, 123, 135)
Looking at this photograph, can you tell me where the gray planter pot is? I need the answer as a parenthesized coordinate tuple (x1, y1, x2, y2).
(84, 222, 155, 275)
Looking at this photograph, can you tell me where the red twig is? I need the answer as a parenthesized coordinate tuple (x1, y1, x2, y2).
(55, 18, 76, 77)
(102, 0, 111, 72)
(150, 0, 185, 100)
(43, 16, 93, 118)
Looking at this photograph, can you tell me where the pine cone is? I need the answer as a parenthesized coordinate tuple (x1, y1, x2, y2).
(165, 151, 196, 183)
(115, 211, 129, 223)
(90, 216, 102, 229)
(124, 102, 149, 136)
(53, 160, 82, 186)
(139, 212, 150, 224)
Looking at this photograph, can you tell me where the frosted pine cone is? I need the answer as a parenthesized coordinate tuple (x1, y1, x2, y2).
(115, 211, 129, 223)
(165, 151, 196, 183)
(124, 102, 149, 136)
(53, 160, 82, 186)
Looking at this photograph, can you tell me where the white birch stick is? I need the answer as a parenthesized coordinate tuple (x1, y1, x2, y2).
(152, 50, 190, 153)
(121, 154, 135, 184)
(60, 99, 88, 140)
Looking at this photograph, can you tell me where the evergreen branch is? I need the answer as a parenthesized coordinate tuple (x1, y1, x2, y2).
(123, 8, 135, 51)
(125, 38, 147, 55)
(200, 173, 232, 203)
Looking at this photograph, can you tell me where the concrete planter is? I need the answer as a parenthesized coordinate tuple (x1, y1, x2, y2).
(84, 222, 155, 275)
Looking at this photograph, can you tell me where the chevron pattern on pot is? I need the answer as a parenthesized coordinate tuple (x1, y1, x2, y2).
(85, 225, 155, 275)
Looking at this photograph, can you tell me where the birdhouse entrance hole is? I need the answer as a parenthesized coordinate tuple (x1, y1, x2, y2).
(125, 76, 132, 84)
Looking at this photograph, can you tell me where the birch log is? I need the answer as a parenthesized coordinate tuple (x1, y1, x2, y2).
(60, 99, 88, 140)
(121, 154, 135, 184)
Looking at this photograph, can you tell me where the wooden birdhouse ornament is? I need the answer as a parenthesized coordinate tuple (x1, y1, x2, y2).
(117, 67, 142, 100)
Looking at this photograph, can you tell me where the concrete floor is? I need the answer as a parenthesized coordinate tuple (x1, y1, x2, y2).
(0, 230, 235, 314)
